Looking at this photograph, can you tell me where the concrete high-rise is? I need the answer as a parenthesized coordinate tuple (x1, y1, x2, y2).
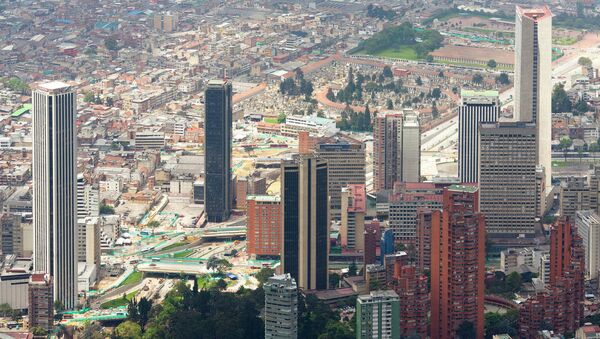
(356, 290, 400, 339)
(515, 5, 553, 189)
(458, 90, 499, 183)
(32, 81, 78, 310)
(431, 185, 485, 339)
(576, 210, 600, 280)
(264, 274, 298, 339)
(281, 154, 329, 290)
(479, 122, 538, 238)
(28, 272, 54, 331)
(315, 135, 366, 219)
(340, 184, 366, 251)
(373, 110, 420, 191)
(77, 174, 99, 218)
(204, 80, 232, 223)
(247, 195, 281, 258)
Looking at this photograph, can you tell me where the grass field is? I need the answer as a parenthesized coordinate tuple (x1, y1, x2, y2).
(173, 250, 193, 258)
(162, 241, 188, 251)
(119, 271, 142, 287)
(263, 117, 278, 124)
(355, 46, 419, 60)
(553, 36, 579, 45)
(100, 290, 138, 309)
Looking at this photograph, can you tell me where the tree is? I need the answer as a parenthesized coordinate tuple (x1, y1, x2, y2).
(426, 54, 434, 62)
(485, 310, 519, 338)
(438, 70, 444, 78)
(318, 321, 354, 339)
(472, 74, 484, 84)
(99, 204, 115, 215)
(80, 322, 106, 339)
(128, 299, 139, 324)
(431, 101, 439, 119)
(114, 320, 142, 339)
(431, 87, 442, 99)
(579, 56, 593, 67)
(495, 72, 510, 85)
(386, 98, 394, 109)
(506, 272, 522, 292)
(137, 297, 152, 330)
(104, 37, 119, 51)
(31, 327, 48, 336)
(84, 92, 95, 103)
(382, 65, 393, 78)
(574, 97, 590, 115)
(277, 111, 286, 123)
(415, 76, 423, 86)
(487, 59, 497, 68)
(326, 88, 336, 102)
(457, 320, 476, 339)
(255, 267, 275, 285)
(147, 220, 160, 228)
(348, 261, 358, 276)
(329, 273, 340, 289)
(106, 97, 114, 107)
(559, 136, 573, 161)
(215, 278, 227, 291)
(589, 143, 600, 162)
(552, 83, 572, 113)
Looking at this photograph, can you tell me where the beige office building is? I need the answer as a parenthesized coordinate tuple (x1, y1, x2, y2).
(576, 210, 600, 280)
(514, 5, 553, 189)
(479, 122, 538, 238)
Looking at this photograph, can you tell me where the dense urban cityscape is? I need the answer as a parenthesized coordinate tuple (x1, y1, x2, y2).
(3, 0, 600, 338)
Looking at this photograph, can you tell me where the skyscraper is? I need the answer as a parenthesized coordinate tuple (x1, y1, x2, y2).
(576, 210, 600, 280)
(431, 185, 485, 339)
(281, 154, 329, 290)
(264, 274, 298, 339)
(32, 81, 78, 310)
(373, 110, 421, 191)
(204, 80, 232, 223)
(458, 90, 499, 183)
(515, 5, 552, 189)
(479, 122, 538, 238)
(356, 290, 400, 339)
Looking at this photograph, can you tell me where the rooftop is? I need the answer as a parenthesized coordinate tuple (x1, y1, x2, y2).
(247, 194, 281, 203)
(461, 90, 499, 98)
(447, 184, 479, 193)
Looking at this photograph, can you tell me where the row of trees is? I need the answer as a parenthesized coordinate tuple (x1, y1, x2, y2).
(552, 83, 591, 115)
(336, 105, 372, 132)
(279, 69, 314, 101)
(366, 4, 396, 20)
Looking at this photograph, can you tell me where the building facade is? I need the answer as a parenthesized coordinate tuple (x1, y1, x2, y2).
(32, 81, 78, 309)
(515, 5, 553, 189)
(281, 154, 329, 290)
(356, 290, 400, 339)
(28, 272, 54, 331)
(389, 264, 429, 338)
(431, 185, 485, 339)
(479, 122, 538, 238)
(340, 184, 366, 251)
(458, 90, 499, 183)
(247, 195, 281, 258)
(264, 274, 298, 339)
(576, 210, 600, 280)
(204, 80, 232, 222)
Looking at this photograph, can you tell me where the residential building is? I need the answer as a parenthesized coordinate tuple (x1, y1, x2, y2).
(77, 217, 101, 273)
(431, 185, 485, 339)
(458, 90, 499, 183)
(28, 272, 53, 331)
(479, 122, 538, 238)
(500, 248, 534, 274)
(281, 154, 329, 290)
(416, 207, 435, 272)
(576, 210, 600, 279)
(77, 174, 99, 218)
(247, 195, 281, 258)
(32, 81, 78, 309)
(340, 184, 366, 251)
(389, 264, 428, 338)
(316, 135, 366, 219)
(373, 110, 420, 191)
(515, 5, 553, 189)
(204, 80, 232, 223)
(356, 290, 400, 339)
(264, 274, 298, 339)
(561, 177, 593, 220)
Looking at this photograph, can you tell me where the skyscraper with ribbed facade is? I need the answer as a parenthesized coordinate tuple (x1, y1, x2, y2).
(264, 274, 298, 339)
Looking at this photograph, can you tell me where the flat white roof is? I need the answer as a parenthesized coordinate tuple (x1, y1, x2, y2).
(39, 81, 70, 90)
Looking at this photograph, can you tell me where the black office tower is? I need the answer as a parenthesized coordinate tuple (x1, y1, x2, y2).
(204, 80, 232, 223)
(281, 154, 329, 290)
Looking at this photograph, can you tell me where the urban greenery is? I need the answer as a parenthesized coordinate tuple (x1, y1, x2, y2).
(99, 204, 115, 215)
(0, 77, 31, 94)
(366, 4, 396, 20)
(552, 83, 572, 113)
(279, 69, 314, 101)
(485, 310, 519, 339)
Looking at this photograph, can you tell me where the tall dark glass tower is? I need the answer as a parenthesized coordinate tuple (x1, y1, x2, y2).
(281, 154, 329, 290)
(204, 80, 232, 223)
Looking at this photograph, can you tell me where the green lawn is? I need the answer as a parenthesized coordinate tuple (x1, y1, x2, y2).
(162, 242, 188, 252)
(100, 290, 138, 309)
(355, 46, 419, 60)
(173, 250, 193, 258)
(264, 117, 278, 124)
(119, 271, 142, 287)
(553, 36, 579, 46)
(197, 275, 215, 290)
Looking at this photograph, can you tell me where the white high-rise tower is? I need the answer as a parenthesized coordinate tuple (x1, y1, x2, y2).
(514, 5, 552, 188)
(32, 81, 78, 310)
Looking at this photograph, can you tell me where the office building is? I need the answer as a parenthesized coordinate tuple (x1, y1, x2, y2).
(28, 272, 54, 331)
(32, 81, 78, 310)
(576, 210, 600, 280)
(340, 184, 366, 251)
(561, 177, 593, 220)
(458, 90, 499, 183)
(247, 195, 281, 258)
(364, 227, 377, 266)
(77, 217, 101, 273)
(373, 110, 420, 191)
(281, 154, 329, 290)
(388, 182, 443, 244)
(204, 80, 232, 223)
(133, 131, 165, 149)
(515, 5, 552, 189)
(77, 174, 99, 218)
(479, 122, 538, 238)
(235, 176, 267, 210)
(264, 274, 298, 339)
(0, 255, 33, 311)
(316, 135, 366, 219)
(1, 213, 23, 256)
(356, 290, 400, 339)
(520, 218, 585, 337)
(153, 13, 178, 32)
(500, 248, 534, 275)
(389, 264, 429, 338)
(431, 185, 485, 339)
(380, 229, 394, 260)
